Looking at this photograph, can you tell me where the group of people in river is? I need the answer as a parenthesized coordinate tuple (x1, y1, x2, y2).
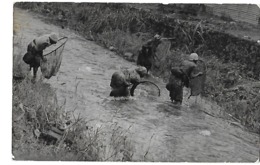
(23, 33, 203, 106)
(109, 34, 203, 106)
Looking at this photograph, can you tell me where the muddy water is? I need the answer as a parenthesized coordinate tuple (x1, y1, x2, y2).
(14, 8, 259, 162)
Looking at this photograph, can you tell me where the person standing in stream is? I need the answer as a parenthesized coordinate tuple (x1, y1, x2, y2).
(110, 66, 147, 97)
(23, 33, 58, 81)
(166, 53, 203, 105)
(137, 34, 162, 73)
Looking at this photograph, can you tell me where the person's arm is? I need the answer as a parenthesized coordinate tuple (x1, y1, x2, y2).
(190, 72, 203, 78)
(129, 75, 140, 85)
(146, 39, 154, 45)
(130, 83, 139, 96)
(122, 80, 131, 87)
(190, 66, 203, 78)
(129, 71, 142, 96)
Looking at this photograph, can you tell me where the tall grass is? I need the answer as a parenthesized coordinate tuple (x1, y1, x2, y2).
(13, 76, 135, 160)
(13, 77, 63, 160)
(14, 2, 260, 134)
(13, 8, 136, 158)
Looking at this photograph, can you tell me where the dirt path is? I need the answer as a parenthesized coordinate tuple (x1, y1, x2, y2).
(14, 8, 259, 162)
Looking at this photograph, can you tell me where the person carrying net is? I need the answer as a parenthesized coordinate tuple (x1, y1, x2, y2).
(23, 33, 58, 81)
(110, 66, 148, 97)
(137, 34, 162, 74)
(110, 66, 161, 97)
(166, 53, 203, 105)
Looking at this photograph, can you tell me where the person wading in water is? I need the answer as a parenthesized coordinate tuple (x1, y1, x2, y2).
(137, 34, 162, 74)
(166, 53, 203, 105)
(23, 33, 58, 82)
(110, 66, 148, 97)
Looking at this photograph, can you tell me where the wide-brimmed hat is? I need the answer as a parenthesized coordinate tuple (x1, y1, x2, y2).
(49, 33, 58, 43)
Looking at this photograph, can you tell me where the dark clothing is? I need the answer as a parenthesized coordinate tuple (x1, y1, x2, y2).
(110, 71, 131, 89)
(143, 38, 162, 55)
(170, 67, 189, 88)
(166, 74, 183, 103)
(179, 60, 198, 88)
(23, 40, 44, 78)
(142, 38, 161, 61)
(166, 60, 198, 103)
(137, 46, 153, 73)
(23, 34, 55, 78)
(26, 40, 44, 68)
(110, 86, 130, 97)
(110, 68, 141, 97)
(137, 38, 162, 72)
(179, 60, 197, 79)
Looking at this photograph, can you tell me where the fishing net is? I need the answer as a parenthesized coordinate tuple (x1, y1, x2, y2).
(132, 80, 161, 97)
(40, 37, 68, 79)
(154, 40, 171, 69)
(189, 59, 207, 98)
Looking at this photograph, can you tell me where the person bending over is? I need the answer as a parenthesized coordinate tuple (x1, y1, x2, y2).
(23, 33, 58, 81)
(166, 53, 203, 105)
(110, 66, 147, 97)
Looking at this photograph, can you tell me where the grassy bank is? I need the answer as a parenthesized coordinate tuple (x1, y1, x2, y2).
(13, 76, 134, 161)
(14, 2, 259, 134)
(13, 7, 135, 159)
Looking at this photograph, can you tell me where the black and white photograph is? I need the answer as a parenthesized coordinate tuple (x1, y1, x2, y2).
(9, 0, 260, 162)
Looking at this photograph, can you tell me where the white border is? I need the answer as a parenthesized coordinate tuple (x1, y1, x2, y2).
(1, 0, 259, 165)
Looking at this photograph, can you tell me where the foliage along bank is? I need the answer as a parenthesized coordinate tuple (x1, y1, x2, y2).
(14, 2, 260, 133)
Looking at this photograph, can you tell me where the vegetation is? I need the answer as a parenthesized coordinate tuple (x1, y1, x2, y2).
(13, 76, 134, 160)
(13, 3, 259, 160)
(13, 7, 135, 159)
